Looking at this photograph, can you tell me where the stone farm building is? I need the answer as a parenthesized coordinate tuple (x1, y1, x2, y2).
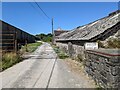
(54, 10, 120, 88)
(54, 10, 120, 58)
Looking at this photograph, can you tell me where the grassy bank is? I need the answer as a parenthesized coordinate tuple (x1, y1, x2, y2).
(1, 52, 23, 71)
(20, 42, 42, 53)
(53, 45, 69, 59)
(1, 42, 42, 71)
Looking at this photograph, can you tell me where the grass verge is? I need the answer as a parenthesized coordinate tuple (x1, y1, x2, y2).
(52, 45, 69, 59)
(20, 42, 42, 53)
(1, 42, 42, 71)
(1, 52, 23, 71)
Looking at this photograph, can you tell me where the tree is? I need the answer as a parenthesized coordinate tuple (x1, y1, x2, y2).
(35, 33, 53, 42)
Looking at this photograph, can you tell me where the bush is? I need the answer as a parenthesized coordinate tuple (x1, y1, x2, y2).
(54, 47, 60, 54)
(2, 53, 23, 71)
(107, 38, 120, 48)
(36, 33, 53, 42)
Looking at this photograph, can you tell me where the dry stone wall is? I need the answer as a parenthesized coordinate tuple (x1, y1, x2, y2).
(84, 49, 120, 88)
(56, 42, 84, 59)
(56, 42, 120, 88)
(56, 42, 68, 54)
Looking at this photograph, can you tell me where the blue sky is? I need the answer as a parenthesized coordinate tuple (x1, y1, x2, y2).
(1, 2, 118, 35)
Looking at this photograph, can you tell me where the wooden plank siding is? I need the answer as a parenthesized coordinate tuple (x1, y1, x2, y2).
(0, 20, 39, 52)
(1, 30, 15, 52)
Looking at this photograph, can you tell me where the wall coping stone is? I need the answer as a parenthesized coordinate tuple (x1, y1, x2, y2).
(86, 49, 120, 57)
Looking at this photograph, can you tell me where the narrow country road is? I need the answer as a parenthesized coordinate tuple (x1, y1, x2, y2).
(0, 43, 95, 89)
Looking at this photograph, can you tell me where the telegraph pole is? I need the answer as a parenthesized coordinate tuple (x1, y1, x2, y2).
(52, 18, 54, 45)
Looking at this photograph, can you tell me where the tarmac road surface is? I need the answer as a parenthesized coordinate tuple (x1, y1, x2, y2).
(0, 43, 95, 89)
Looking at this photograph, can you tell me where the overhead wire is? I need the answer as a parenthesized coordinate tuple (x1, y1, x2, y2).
(33, 0, 51, 19)
(28, 1, 53, 35)
(29, 2, 45, 18)
(29, 2, 37, 11)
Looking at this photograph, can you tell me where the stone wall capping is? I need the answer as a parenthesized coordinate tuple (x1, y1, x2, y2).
(86, 49, 120, 57)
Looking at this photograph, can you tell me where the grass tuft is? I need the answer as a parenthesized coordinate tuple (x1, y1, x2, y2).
(53, 45, 69, 59)
(20, 42, 42, 53)
(1, 42, 42, 71)
(1, 52, 23, 71)
(77, 54, 83, 62)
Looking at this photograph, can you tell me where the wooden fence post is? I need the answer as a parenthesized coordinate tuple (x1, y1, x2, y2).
(14, 31, 17, 53)
(25, 39, 28, 52)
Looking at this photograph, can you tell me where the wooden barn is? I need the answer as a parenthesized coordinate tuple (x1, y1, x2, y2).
(0, 20, 39, 52)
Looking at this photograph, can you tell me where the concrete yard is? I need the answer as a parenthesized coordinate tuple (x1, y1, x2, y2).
(0, 43, 96, 89)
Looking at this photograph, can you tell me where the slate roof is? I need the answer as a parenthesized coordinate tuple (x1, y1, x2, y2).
(54, 30, 69, 36)
(56, 10, 120, 41)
